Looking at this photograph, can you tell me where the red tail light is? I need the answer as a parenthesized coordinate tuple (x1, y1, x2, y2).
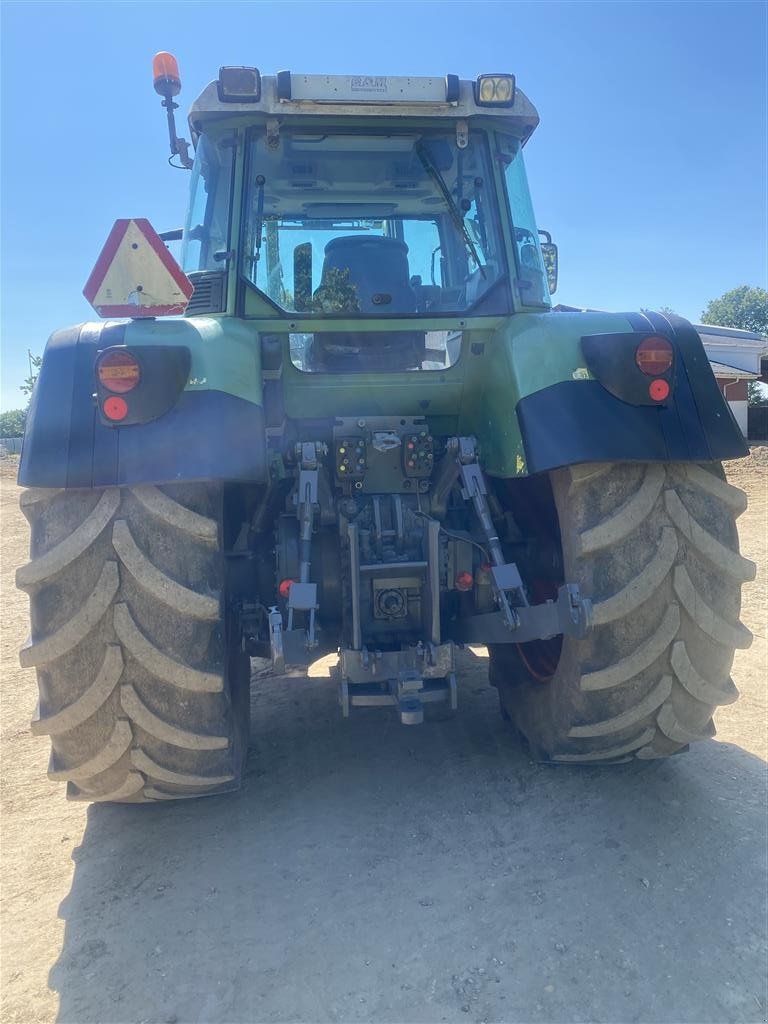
(97, 348, 141, 393)
(635, 336, 673, 376)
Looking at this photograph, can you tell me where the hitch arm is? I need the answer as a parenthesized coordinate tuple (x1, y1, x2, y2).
(286, 443, 322, 649)
(451, 584, 592, 644)
(454, 437, 527, 629)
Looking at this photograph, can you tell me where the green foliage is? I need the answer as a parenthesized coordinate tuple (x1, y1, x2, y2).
(20, 353, 42, 400)
(0, 407, 27, 437)
(293, 242, 312, 311)
(747, 381, 768, 406)
(700, 286, 768, 335)
(640, 306, 678, 318)
(312, 267, 361, 313)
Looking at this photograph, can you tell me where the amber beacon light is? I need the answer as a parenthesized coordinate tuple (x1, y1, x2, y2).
(153, 51, 181, 97)
(152, 51, 193, 169)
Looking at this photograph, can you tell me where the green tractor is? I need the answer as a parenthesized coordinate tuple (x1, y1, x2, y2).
(17, 57, 754, 802)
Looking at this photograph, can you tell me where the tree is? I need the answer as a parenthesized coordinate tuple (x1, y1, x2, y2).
(700, 286, 768, 335)
(640, 306, 678, 318)
(20, 353, 42, 400)
(748, 381, 768, 406)
(0, 408, 27, 437)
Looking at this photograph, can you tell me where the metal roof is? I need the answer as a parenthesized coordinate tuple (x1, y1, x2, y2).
(693, 323, 767, 347)
(708, 360, 757, 379)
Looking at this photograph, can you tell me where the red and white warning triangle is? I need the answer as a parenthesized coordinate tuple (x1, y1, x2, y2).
(83, 218, 194, 318)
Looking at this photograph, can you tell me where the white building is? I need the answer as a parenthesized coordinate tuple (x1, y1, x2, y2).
(693, 324, 767, 437)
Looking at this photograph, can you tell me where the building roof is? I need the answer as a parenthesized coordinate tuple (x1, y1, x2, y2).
(708, 361, 757, 380)
(693, 323, 767, 348)
(551, 306, 767, 374)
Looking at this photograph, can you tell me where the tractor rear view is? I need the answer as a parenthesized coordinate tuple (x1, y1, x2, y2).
(17, 58, 754, 802)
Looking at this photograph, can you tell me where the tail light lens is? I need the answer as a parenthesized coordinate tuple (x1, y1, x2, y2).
(102, 396, 129, 421)
(635, 336, 673, 376)
(97, 348, 141, 393)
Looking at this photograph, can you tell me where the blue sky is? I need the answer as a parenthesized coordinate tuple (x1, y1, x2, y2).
(1, 0, 765, 411)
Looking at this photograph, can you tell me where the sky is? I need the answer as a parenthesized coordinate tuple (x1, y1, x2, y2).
(1, 0, 766, 411)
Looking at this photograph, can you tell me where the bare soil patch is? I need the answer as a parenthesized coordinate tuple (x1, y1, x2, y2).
(2, 456, 766, 1024)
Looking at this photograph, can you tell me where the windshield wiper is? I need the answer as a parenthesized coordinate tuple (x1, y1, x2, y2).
(416, 142, 486, 279)
(251, 174, 266, 267)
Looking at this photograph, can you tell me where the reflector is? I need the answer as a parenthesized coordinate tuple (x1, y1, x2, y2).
(102, 396, 129, 421)
(455, 572, 474, 592)
(83, 218, 193, 318)
(649, 379, 671, 402)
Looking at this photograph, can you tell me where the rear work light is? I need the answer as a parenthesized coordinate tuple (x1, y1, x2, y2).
(635, 336, 674, 376)
(217, 66, 261, 103)
(475, 74, 515, 106)
(96, 348, 141, 394)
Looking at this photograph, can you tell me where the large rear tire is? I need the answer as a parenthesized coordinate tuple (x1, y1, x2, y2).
(490, 462, 754, 762)
(17, 484, 250, 802)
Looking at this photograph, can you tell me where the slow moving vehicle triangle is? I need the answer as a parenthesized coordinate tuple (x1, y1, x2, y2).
(83, 218, 193, 318)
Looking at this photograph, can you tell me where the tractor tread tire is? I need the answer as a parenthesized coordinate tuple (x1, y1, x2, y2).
(492, 461, 753, 763)
(18, 484, 248, 802)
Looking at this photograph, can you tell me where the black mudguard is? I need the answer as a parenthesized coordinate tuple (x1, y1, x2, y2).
(516, 312, 748, 474)
(19, 322, 267, 489)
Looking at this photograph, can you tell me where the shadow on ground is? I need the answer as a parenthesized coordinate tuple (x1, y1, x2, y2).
(51, 652, 767, 1024)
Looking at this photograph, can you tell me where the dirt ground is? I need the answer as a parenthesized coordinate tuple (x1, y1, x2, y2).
(1, 454, 766, 1024)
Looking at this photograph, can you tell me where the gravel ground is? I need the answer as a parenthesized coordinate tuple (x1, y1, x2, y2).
(1, 454, 766, 1024)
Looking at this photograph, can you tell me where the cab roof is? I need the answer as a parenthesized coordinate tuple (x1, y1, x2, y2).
(189, 72, 539, 141)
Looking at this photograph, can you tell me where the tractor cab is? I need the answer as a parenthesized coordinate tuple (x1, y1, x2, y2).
(176, 66, 556, 371)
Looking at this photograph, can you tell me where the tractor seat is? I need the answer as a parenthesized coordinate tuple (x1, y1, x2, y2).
(309, 236, 424, 371)
(313, 235, 418, 314)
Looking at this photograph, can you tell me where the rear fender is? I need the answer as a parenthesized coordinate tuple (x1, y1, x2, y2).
(19, 317, 267, 489)
(514, 311, 746, 474)
(464, 310, 747, 476)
